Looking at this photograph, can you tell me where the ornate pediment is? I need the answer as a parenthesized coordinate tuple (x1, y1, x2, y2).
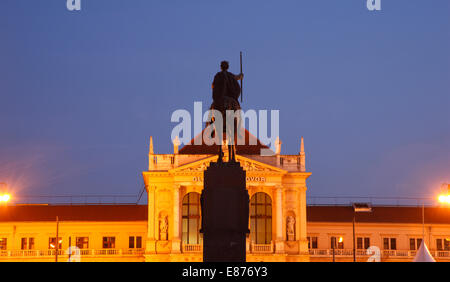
(236, 155, 286, 174)
(169, 155, 285, 174)
(169, 156, 217, 174)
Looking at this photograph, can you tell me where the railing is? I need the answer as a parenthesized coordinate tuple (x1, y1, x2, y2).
(182, 244, 203, 253)
(309, 249, 354, 256)
(0, 249, 145, 258)
(2, 247, 448, 259)
(382, 250, 409, 257)
(306, 196, 435, 207)
(251, 243, 273, 254)
(309, 249, 450, 259)
(94, 249, 121, 256)
(9, 250, 41, 257)
(12, 194, 144, 205)
(436, 251, 450, 258)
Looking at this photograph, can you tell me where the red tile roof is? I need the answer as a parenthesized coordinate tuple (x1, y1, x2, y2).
(307, 206, 450, 224)
(1, 205, 449, 224)
(0, 205, 147, 222)
(179, 129, 272, 155)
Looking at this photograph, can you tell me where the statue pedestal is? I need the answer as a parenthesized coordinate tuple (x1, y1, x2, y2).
(200, 161, 249, 262)
(171, 239, 181, 254)
(275, 240, 285, 254)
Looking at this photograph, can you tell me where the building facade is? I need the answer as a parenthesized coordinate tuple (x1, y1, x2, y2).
(0, 134, 449, 262)
(143, 132, 310, 262)
(0, 204, 449, 262)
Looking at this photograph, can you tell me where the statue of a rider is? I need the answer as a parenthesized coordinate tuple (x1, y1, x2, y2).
(208, 60, 243, 163)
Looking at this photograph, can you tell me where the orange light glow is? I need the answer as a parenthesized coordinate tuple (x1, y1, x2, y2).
(338, 237, 343, 243)
(0, 194, 11, 203)
(438, 194, 450, 204)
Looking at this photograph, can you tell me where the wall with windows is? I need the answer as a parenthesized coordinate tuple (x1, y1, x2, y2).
(0, 221, 147, 262)
(1, 214, 449, 261)
(307, 222, 450, 262)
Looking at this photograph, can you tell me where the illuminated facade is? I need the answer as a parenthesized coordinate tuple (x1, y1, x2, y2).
(0, 134, 449, 262)
(143, 131, 310, 262)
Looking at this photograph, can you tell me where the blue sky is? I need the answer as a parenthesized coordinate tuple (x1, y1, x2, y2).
(0, 0, 449, 200)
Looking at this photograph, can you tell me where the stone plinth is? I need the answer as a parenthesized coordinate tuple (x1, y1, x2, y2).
(200, 161, 249, 262)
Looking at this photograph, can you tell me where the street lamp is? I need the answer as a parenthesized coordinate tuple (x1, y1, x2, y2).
(352, 203, 373, 262)
(417, 184, 450, 254)
(0, 194, 11, 203)
(0, 183, 11, 204)
(331, 236, 343, 262)
(438, 184, 450, 204)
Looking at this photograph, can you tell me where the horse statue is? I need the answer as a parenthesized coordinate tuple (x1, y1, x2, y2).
(207, 60, 243, 163)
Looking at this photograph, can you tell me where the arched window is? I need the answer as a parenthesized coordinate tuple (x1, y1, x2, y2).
(182, 192, 202, 244)
(250, 192, 272, 244)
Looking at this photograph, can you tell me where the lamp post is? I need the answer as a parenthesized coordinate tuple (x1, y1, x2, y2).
(352, 203, 373, 262)
(437, 184, 450, 243)
(332, 237, 335, 262)
(55, 216, 59, 262)
(422, 203, 425, 244)
(331, 236, 343, 262)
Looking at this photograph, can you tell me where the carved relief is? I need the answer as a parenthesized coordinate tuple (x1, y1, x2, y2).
(178, 158, 280, 173)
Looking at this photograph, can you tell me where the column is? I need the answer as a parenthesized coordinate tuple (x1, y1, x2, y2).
(275, 186, 284, 253)
(146, 185, 156, 254)
(171, 184, 181, 253)
(298, 186, 308, 255)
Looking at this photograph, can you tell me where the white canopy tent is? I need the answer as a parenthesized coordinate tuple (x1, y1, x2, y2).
(412, 241, 436, 262)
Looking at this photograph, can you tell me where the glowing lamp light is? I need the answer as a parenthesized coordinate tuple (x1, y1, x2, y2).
(338, 237, 343, 243)
(438, 194, 450, 204)
(0, 194, 11, 203)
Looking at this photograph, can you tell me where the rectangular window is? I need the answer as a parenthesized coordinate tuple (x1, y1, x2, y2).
(357, 237, 371, 249)
(76, 237, 89, 249)
(129, 236, 135, 249)
(357, 238, 363, 249)
(307, 236, 318, 249)
(383, 238, 397, 250)
(364, 238, 370, 249)
(437, 239, 443, 251)
(49, 237, 62, 249)
(330, 237, 344, 249)
(102, 237, 115, 249)
(410, 238, 422, 250)
(410, 238, 415, 250)
(21, 238, 27, 250)
(436, 238, 450, 251)
(128, 236, 142, 249)
(390, 238, 397, 250)
(0, 238, 6, 250)
(136, 236, 142, 249)
(29, 238, 35, 249)
(383, 238, 389, 250)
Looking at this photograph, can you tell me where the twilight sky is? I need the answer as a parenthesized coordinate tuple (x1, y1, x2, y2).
(0, 0, 449, 201)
